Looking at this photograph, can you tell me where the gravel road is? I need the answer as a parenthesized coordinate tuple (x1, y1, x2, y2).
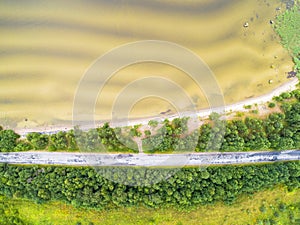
(0, 150, 299, 167)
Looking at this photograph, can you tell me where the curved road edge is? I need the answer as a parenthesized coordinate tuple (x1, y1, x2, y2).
(0, 150, 299, 167)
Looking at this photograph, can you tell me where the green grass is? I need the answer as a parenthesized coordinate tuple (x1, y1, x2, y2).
(275, 3, 300, 76)
(1, 186, 299, 225)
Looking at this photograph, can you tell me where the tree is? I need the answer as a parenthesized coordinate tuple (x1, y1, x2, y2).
(0, 129, 20, 152)
(49, 131, 68, 151)
(148, 120, 158, 127)
(14, 140, 32, 151)
(26, 132, 49, 150)
(268, 102, 276, 108)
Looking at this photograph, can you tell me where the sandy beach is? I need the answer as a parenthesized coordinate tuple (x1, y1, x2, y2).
(15, 77, 298, 137)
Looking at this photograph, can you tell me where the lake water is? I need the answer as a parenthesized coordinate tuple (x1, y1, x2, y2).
(0, 0, 294, 128)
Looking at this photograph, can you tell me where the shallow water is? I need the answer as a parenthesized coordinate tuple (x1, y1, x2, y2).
(0, 0, 294, 128)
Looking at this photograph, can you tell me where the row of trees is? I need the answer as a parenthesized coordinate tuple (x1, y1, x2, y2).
(0, 161, 299, 210)
(0, 123, 138, 153)
(143, 91, 300, 152)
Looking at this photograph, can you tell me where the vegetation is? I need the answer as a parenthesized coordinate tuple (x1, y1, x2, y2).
(143, 117, 199, 153)
(268, 102, 276, 108)
(274, 3, 300, 77)
(0, 162, 299, 211)
(0, 123, 139, 153)
(0, 126, 21, 152)
(0, 196, 26, 225)
(0, 186, 298, 225)
(148, 120, 159, 128)
(129, 125, 142, 138)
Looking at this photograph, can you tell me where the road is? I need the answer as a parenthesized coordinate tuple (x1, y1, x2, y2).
(0, 150, 299, 167)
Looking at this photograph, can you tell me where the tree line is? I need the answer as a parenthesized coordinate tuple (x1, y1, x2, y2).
(0, 123, 138, 153)
(0, 161, 299, 210)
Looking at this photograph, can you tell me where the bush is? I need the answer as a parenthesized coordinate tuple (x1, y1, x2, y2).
(268, 102, 276, 108)
(148, 120, 159, 127)
(259, 205, 267, 213)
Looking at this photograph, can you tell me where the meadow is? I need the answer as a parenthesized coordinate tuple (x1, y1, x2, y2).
(1, 186, 299, 225)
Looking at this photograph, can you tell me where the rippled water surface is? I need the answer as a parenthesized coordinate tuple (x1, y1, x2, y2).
(0, 0, 294, 127)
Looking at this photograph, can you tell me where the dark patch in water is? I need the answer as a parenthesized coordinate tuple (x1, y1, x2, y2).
(0, 48, 93, 60)
(0, 73, 42, 81)
(0, 99, 13, 104)
(1, 0, 240, 15)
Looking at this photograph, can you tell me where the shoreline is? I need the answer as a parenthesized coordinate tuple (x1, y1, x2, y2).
(14, 77, 299, 136)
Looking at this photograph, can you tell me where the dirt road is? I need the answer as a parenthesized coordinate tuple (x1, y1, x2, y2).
(0, 150, 299, 167)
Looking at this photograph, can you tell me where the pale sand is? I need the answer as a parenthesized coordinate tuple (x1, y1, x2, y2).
(15, 77, 298, 136)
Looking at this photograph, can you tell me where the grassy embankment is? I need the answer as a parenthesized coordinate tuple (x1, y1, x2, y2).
(1, 185, 299, 225)
(274, 2, 300, 78)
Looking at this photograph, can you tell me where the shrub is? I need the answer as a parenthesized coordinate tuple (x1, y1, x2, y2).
(268, 102, 276, 108)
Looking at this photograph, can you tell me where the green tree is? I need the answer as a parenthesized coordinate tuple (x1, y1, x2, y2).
(26, 132, 49, 150)
(0, 129, 20, 152)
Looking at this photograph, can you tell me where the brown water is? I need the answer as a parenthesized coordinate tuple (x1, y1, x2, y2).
(0, 0, 294, 128)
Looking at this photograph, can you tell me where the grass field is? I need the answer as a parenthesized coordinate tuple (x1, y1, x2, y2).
(2, 185, 299, 225)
